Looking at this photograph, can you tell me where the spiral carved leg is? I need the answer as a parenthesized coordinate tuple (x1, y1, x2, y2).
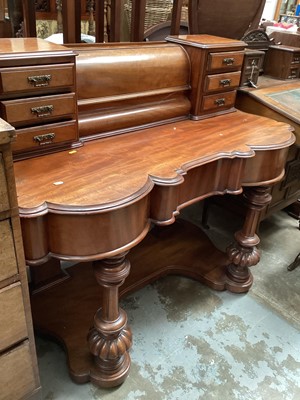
(225, 186, 272, 293)
(88, 252, 132, 387)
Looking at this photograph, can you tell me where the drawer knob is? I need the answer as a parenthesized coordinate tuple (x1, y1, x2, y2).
(219, 79, 231, 87)
(31, 105, 54, 118)
(33, 133, 55, 145)
(223, 58, 235, 65)
(214, 98, 226, 106)
(28, 74, 52, 87)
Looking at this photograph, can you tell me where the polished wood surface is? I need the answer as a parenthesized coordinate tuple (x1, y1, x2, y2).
(15, 110, 294, 262)
(0, 37, 71, 55)
(74, 42, 190, 139)
(15, 111, 294, 211)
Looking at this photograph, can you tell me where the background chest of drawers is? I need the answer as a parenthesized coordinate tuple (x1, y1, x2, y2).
(264, 45, 300, 80)
(0, 119, 41, 400)
(0, 38, 80, 160)
(167, 35, 246, 119)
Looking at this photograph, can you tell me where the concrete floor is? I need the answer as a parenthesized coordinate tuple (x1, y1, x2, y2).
(35, 202, 300, 400)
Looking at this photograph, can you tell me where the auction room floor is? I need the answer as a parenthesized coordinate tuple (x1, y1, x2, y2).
(35, 202, 300, 400)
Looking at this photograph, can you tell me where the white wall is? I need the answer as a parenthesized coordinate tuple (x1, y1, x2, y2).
(262, 0, 279, 20)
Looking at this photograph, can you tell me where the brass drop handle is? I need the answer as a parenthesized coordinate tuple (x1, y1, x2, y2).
(214, 98, 226, 106)
(33, 133, 55, 145)
(219, 79, 231, 87)
(223, 58, 235, 65)
(28, 74, 52, 87)
(31, 105, 54, 118)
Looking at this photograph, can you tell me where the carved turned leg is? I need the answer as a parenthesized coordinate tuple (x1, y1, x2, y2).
(87, 252, 132, 387)
(225, 186, 272, 293)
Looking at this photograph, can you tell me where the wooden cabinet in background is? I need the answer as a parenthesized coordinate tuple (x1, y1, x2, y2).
(0, 118, 41, 400)
(264, 45, 300, 80)
(236, 78, 300, 222)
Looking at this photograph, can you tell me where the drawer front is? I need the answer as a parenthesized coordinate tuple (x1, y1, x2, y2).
(13, 120, 78, 152)
(202, 91, 236, 112)
(0, 63, 75, 95)
(0, 153, 9, 213)
(0, 341, 37, 400)
(204, 71, 241, 93)
(0, 219, 18, 282)
(288, 67, 300, 79)
(0, 283, 27, 351)
(208, 51, 244, 71)
(0, 93, 76, 127)
(292, 53, 300, 64)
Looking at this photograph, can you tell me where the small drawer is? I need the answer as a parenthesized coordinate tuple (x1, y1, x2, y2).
(204, 71, 241, 93)
(0, 283, 27, 351)
(288, 68, 299, 79)
(207, 51, 244, 71)
(12, 120, 78, 153)
(0, 219, 18, 282)
(201, 91, 236, 112)
(0, 341, 37, 400)
(0, 93, 76, 127)
(0, 63, 75, 95)
(0, 153, 9, 213)
(292, 54, 300, 64)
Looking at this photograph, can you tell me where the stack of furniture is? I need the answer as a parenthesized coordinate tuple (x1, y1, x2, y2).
(0, 118, 41, 399)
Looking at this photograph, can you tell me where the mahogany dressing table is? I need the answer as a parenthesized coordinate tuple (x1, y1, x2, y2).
(0, 36, 295, 388)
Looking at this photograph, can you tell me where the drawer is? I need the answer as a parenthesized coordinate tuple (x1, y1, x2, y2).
(201, 91, 236, 112)
(0, 93, 76, 127)
(292, 54, 300, 64)
(207, 51, 244, 71)
(204, 71, 241, 93)
(288, 67, 300, 79)
(0, 153, 9, 212)
(0, 63, 75, 95)
(0, 282, 27, 351)
(0, 219, 18, 282)
(13, 120, 78, 153)
(0, 341, 37, 400)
